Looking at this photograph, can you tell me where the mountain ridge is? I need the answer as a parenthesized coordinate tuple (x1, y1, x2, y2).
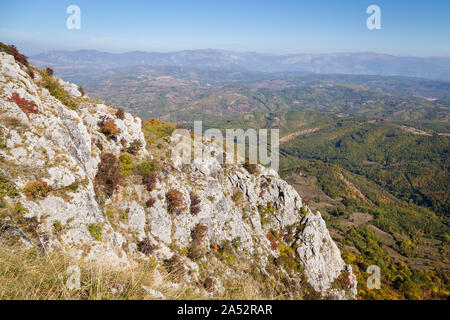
(30, 49, 450, 80)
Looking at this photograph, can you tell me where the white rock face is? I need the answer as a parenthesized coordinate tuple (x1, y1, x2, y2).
(0, 52, 357, 299)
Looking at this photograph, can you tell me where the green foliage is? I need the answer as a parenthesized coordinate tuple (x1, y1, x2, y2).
(40, 70, 78, 110)
(232, 237, 241, 249)
(88, 224, 103, 242)
(119, 154, 133, 176)
(300, 206, 308, 217)
(53, 220, 64, 233)
(136, 161, 155, 176)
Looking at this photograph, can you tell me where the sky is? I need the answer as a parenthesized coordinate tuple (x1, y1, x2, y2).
(0, 0, 449, 56)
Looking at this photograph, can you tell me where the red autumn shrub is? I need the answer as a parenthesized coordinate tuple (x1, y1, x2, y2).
(266, 231, 284, 251)
(142, 173, 157, 192)
(0, 43, 29, 66)
(166, 189, 185, 215)
(190, 192, 201, 215)
(7, 93, 39, 119)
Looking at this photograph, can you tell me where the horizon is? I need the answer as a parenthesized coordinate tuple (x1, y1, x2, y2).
(1, 0, 450, 57)
(28, 47, 450, 59)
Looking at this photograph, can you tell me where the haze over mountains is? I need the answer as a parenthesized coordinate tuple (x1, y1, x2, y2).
(31, 49, 450, 81)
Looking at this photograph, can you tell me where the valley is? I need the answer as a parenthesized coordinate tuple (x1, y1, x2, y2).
(64, 66, 450, 300)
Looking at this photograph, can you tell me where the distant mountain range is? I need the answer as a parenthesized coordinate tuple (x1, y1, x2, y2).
(30, 49, 450, 81)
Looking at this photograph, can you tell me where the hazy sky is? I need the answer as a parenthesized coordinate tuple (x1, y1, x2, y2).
(1, 0, 449, 56)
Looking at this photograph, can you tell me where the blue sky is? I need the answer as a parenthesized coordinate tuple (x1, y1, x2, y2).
(0, 0, 449, 56)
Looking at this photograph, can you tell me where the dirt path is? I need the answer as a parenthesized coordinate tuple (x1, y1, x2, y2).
(339, 173, 367, 201)
(280, 127, 319, 144)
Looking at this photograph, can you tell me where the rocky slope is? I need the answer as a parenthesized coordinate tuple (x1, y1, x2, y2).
(0, 51, 357, 299)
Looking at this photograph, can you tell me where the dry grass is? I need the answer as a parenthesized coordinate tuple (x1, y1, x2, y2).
(0, 239, 205, 300)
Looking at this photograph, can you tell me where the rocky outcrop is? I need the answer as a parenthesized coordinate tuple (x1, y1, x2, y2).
(0, 51, 357, 299)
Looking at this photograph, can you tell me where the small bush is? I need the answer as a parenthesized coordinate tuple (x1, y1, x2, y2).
(23, 181, 52, 200)
(127, 139, 143, 155)
(68, 180, 79, 191)
(137, 238, 155, 256)
(189, 192, 201, 215)
(116, 108, 125, 120)
(88, 223, 103, 242)
(7, 93, 39, 119)
(142, 173, 157, 192)
(95, 153, 122, 196)
(204, 277, 216, 292)
(243, 158, 259, 175)
(136, 161, 155, 176)
(27, 69, 35, 79)
(45, 68, 54, 76)
(145, 198, 156, 208)
(164, 254, 185, 281)
(99, 117, 120, 139)
(78, 86, 85, 96)
(232, 237, 241, 249)
(300, 206, 308, 217)
(188, 224, 208, 260)
(166, 189, 185, 215)
(53, 220, 64, 233)
(119, 154, 133, 176)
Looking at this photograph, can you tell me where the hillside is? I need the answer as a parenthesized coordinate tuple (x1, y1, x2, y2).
(205, 110, 450, 299)
(0, 49, 357, 299)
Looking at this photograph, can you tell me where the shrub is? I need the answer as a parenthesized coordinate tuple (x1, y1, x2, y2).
(27, 69, 35, 79)
(243, 158, 259, 175)
(78, 86, 85, 96)
(45, 68, 54, 76)
(136, 161, 156, 176)
(192, 224, 208, 242)
(99, 118, 120, 139)
(7, 93, 39, 119)
(68, 180, 79, 191)
(53, 220, 64, 233)
(188, 224, 208, 260)
(0, 43, 28, 66)
(145, 198, 156, 208)
(204, 277, 216, 292)
(300, 206, 308, 217)
(23, 181, 52, 200)
(166, 189, 185, 215)
(232, 237, 241, 249)
(189, 192, 201, 215)
(88, 223, 103, 242)
(127, 139, 143, 155)
(164, 254, 185, 281)
(137, 238, 155, 256)
(116, 108, 125, 120)
(119, 154, 133, 176)
(142, 173, 157, 192)
(95, 153, 122, 196)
